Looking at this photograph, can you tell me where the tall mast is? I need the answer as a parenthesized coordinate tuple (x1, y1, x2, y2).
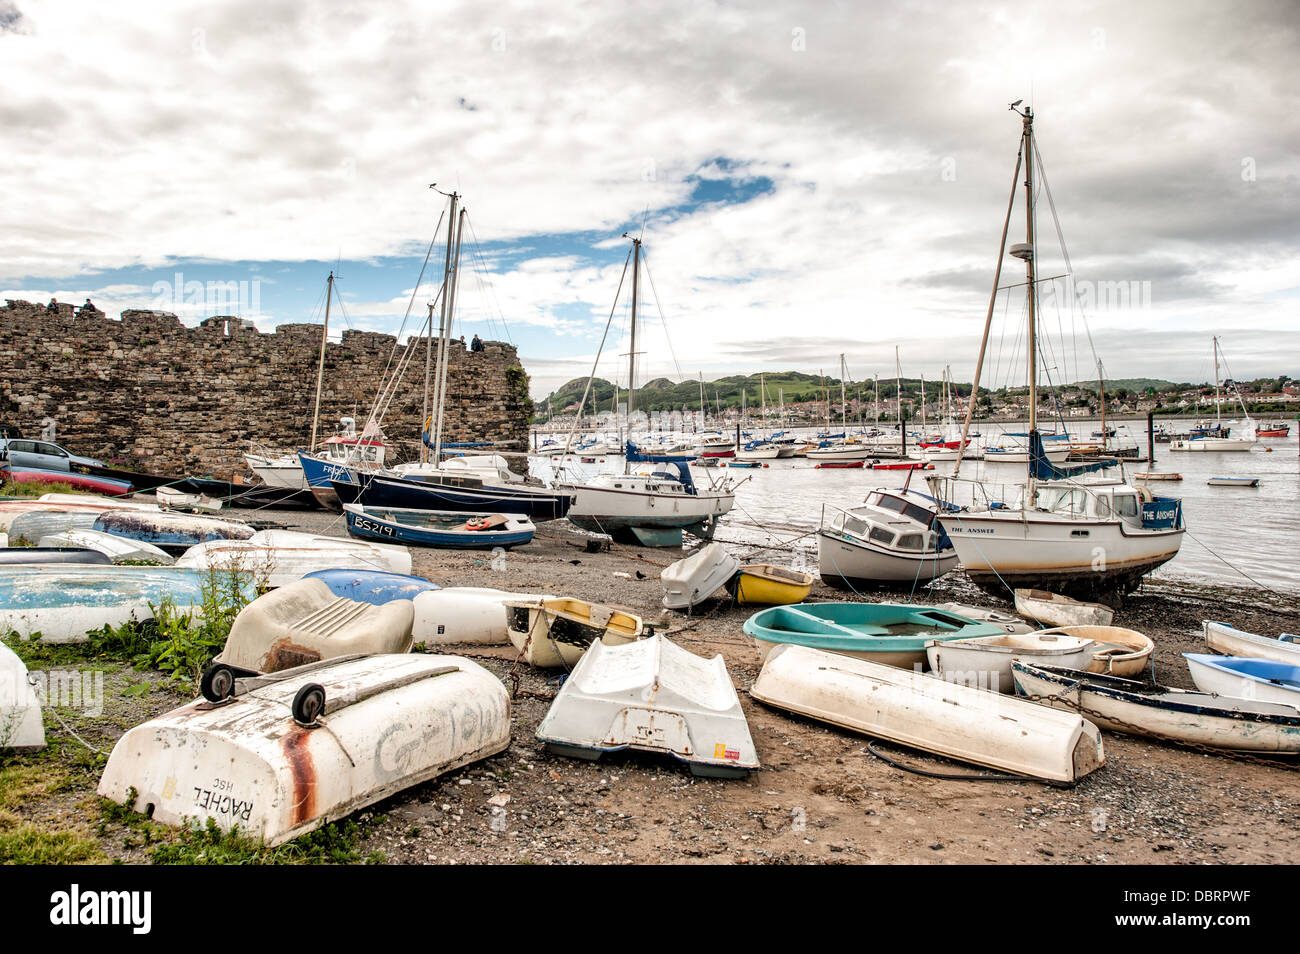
(895, 347, 902, 429)
(1098, 359, 1107, 452)
(1213, 336, 1221, 426)
(432, 203, 465, 464)
(309, 271, 334, 453)
(920, 373, 927, 431)
(420, 301, 434, 462)
(1022, 107, 1038, 436)
(874, 373, 879, 428)
(839, 354, 847, 429)
(627, 237, 641, 421)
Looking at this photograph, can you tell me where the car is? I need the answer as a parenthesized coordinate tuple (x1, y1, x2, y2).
(0, 438, 105, 472)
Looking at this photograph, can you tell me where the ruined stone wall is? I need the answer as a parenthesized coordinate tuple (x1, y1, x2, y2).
(0, 300, 532, 478)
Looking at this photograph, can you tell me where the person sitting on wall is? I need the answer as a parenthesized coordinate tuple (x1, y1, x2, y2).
(459, 335, 467, 350)
(77, 298, 97, 316)
(471, 333, 484, 352)
(46, 298, 59, 314)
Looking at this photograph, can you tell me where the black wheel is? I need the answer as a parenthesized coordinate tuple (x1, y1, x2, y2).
(200, 663, 237, 702)
(291, 683, 326, 726)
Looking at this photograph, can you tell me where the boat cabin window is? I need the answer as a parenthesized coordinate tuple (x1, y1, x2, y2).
(1038, 486, 1086, 515)
(868, 526, 896, 547)
(896, 533, 924, 551)
(843, 516, 869, 537)
(1094, 495, 1110, 518)
(1112, 493, 1139, 519)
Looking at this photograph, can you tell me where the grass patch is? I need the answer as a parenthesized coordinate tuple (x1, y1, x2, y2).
(147, 816, 375, 865)
(0, 480, 88, 497)
(0, 760, 75, 810)
(0, 814, 104, 864)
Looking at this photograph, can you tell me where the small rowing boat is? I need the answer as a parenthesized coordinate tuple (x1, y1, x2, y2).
(342, 503, 535, 549)
(727, 564, 814, 606)
(751, 645, 1104, 784)
(1014, 588, 1114, 628)
(660, 542, 739, 610)
(1034, 625, 1153, 677)
(926, 631, 1095, 694)
(1185, 653, 1300, 707)
(506, 597, 643, 667)
(1203, 620, 1300, 665)
(1013, 661, 1300, 753)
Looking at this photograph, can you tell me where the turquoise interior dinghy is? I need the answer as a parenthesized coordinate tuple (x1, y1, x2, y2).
(742, 602, 1010, 669)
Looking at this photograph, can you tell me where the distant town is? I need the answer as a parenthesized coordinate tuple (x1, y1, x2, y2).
(534, 372, 1299, 428)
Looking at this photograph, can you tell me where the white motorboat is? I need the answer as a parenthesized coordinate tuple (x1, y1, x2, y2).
(750, 644, 1105, 784)
(817, 488, 957, 587)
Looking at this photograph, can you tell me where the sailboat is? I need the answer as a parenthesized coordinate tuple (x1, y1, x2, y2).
(559, 235, 737, 546)
(926, 104, 1186, 602)
(1169, 338, 1257, 452)
(807, 356, 877, 462)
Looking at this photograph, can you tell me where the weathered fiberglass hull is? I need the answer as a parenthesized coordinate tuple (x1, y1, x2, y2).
(98, 654, 511, 846)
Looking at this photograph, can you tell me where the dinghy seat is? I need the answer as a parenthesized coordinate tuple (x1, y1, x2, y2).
(218, 579, 415, 674)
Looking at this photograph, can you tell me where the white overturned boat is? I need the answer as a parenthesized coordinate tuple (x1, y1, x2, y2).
(926, 631, 1095, 694)
(506, 597, 643, 667)
(1013, 661, 1300, 753)
(537, 634, 758, 777)
(660, 542, 740, 610)
(98, 654, 511, 846)
(213, 577, 416, 675)
(750, 644, 1104, 784)
(1185, 654, 1300, 707)
(156, 485, 223, 512)
(7, 509, 101, 543)
(0, 640, 45, 751)
(1014, 588, 1114, 628)
(175, 530, 411, 588)
(0, 565, 256, 643)
(38, 528, 174, 565)
(1203, 620, 1300, 665)
(0, 495, 158, 532)
(1206, 476, 1260, 487)
(412, 587, 553, 647)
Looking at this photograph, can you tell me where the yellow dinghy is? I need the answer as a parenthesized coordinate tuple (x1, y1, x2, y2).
(505, 597, 644, 667)
(729, 564, 814, 606)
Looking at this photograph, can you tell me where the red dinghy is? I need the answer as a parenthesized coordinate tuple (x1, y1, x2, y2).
(814, 461, 865, 469)
(2, 465, 133, 496)
(871, 461, 933, 471)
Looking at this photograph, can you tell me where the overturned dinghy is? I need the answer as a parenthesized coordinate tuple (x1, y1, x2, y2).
(413, 587, 552, 647)
(93, 509, 254, 556)
(660, 543, 740, 611)
(7, 510, 102, 544)
(213, 577, 416, 675)
(98, 654, 511, 846)
(0, 547, 111, 566)
(177, 529, 411, 588)
(303, 568, 439, 605)
(0, 565, 256, 643)
(537, 634, 758, 777)
(1014, 589, 1114, 629)
(38, 528, 175, 565)
(506, 597, 644, 667)
(0, 641, 45, 751)
(750, 644, 1105, 785)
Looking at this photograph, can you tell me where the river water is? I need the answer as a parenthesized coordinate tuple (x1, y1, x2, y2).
(531, 419, 1300, 595)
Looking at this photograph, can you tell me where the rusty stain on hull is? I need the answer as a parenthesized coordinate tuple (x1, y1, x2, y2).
(280, 731, 317, 826)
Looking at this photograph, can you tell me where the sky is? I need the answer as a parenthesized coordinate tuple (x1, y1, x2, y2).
(2, 0, 1297, 399)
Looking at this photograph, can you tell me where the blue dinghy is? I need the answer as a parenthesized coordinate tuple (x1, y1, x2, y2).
(343, 504, 535, 549)
(303, 568, 440, 605)
(743, 602, 1009, 669)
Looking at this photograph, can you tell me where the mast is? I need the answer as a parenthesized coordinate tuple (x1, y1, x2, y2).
(628, 237, 641, 421)
(895, 347, 902, 430)
(432, 203, 465, 464)
(920, 373, 927, 432)
(1098, 359, 1107, 452)
(839, 354, 848, 430)
(309, 271, 333, 453)
(1022, 107, 1038, 444)
(1213, 336, 1221, 427)
(420, 301, 434, 462)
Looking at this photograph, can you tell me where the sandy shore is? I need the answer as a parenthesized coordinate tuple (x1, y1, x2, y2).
(11, 506, 1300, 865)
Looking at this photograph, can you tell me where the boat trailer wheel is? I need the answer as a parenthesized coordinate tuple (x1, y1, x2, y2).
(200, 663, 237, 702)
(292, 683, 327, 726)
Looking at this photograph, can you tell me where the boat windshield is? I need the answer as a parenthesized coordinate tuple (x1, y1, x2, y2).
(1036, 486, 1087, 515)
(872, 493, 934, 526)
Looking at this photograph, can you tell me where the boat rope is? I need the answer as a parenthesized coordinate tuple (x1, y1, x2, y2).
(1182, 528, 1287, 599)
(861, 741, 1041, 784)
(30, 675, 106, 755)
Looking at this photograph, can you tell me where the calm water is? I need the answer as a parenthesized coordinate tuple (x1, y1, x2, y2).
(532, 420, 1300, 595)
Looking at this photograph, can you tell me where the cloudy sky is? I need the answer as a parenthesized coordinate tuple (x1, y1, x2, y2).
(2, 0, 1297, 398)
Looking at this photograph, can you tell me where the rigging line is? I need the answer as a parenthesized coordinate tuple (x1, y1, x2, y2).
(639, 254, 685, 382)
(1184, 528, 1285, 598)
(463, 214, 514, 346)
(366, 208, 447, 421)
(560, 246, 635, 455)
(1033, 139, 1098, 370)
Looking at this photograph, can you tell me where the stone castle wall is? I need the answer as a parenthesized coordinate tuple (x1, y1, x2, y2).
(0, 300, 531, 478)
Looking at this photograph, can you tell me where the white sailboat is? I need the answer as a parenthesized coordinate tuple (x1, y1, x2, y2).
(1169, 338, 1257, 452)
(559, 235, 737, 545)
(927, 103, 1186, 602)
